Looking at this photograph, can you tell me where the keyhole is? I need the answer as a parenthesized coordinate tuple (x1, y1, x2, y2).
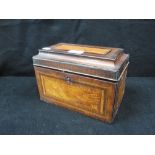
(65, 76, 71, 83)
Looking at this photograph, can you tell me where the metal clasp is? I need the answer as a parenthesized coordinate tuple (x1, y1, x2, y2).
(65, 76, 71, 84)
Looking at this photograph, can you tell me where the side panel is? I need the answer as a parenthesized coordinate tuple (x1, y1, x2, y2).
(113, 69, 127, 117)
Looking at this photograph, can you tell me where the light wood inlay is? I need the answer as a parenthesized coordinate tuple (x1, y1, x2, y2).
(54, 44, 111, 55)
(40, 74, 104, 114)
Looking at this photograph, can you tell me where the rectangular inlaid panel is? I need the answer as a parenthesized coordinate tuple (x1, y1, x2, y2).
(40, 74, 104, 114)
(53, 44, 111, 55)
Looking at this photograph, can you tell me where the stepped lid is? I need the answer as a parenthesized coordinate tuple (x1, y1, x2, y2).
(33, 43, 129, 81)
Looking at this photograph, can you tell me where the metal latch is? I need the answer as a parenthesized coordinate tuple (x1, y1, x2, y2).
(65, 76, 71, 84)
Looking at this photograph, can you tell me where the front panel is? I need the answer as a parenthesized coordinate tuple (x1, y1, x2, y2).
(34, 67, 115, 122)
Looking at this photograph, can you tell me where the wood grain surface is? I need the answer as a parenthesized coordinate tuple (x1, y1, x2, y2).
(34, 66, 117, 123)
(53, 44, 111, 54)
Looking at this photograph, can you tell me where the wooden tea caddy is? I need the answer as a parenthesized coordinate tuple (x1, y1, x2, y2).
(33, 43, 129, 123)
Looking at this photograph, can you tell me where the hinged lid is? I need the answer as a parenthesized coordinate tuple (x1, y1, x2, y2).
(33, 43, 129, 81)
